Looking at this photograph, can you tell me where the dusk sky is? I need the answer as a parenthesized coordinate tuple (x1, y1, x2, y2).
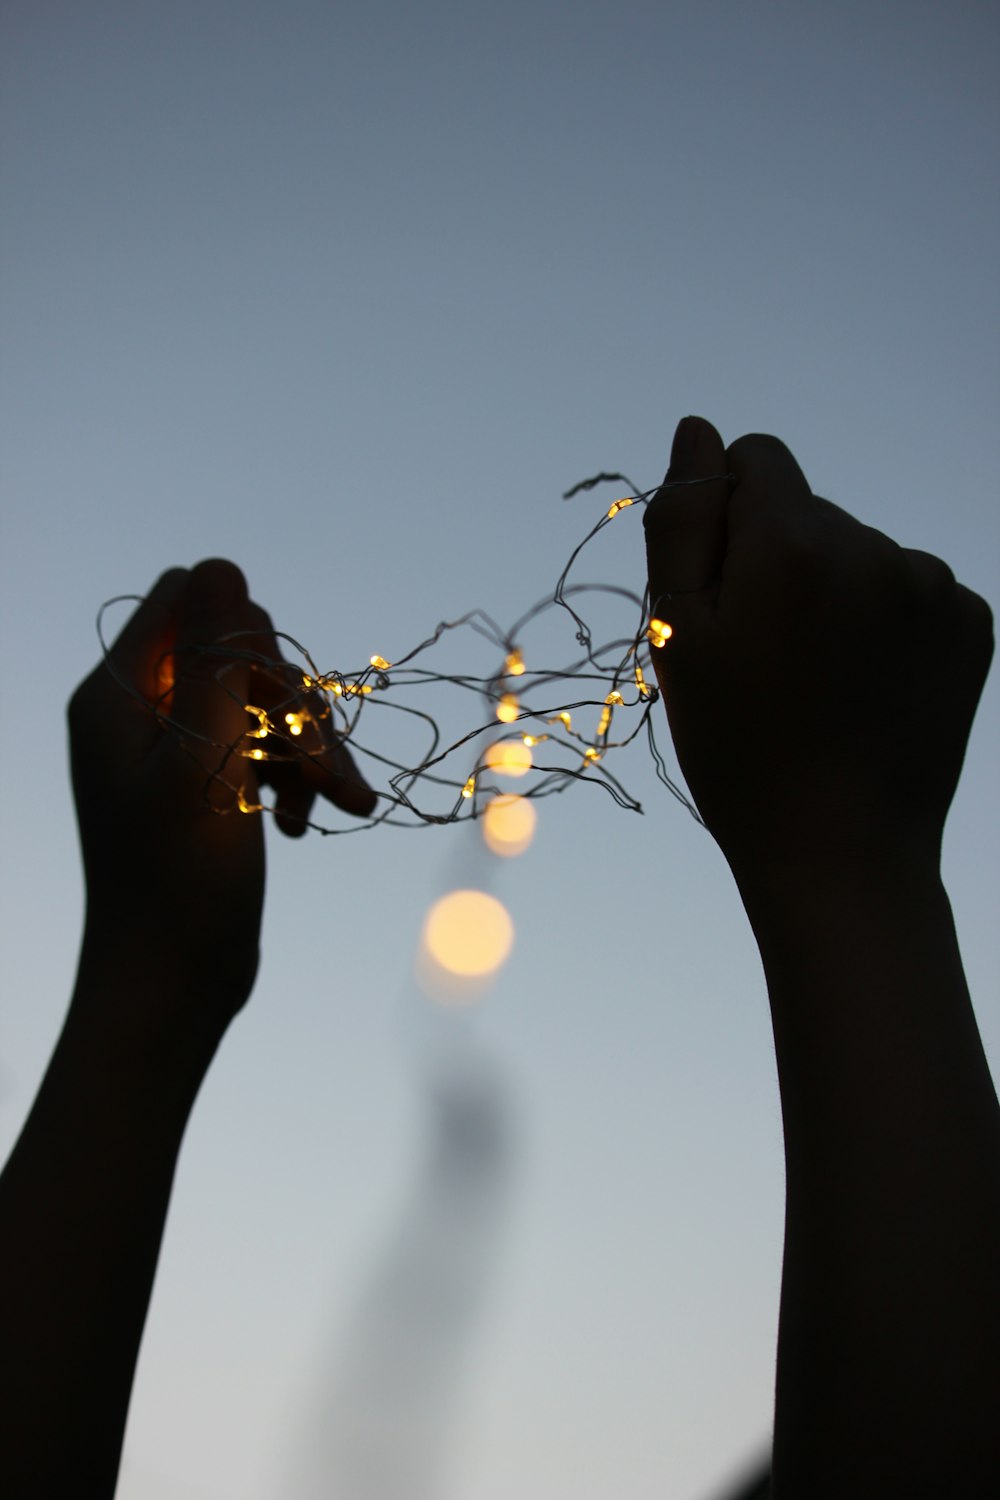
(2, 4, 998, 1498)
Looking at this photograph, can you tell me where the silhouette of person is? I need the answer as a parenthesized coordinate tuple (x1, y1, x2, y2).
(1, 417, 997, 1498)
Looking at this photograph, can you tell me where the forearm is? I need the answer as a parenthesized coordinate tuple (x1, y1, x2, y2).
(734, 857, 1000, 1497)
(0, 949, 223, 1499)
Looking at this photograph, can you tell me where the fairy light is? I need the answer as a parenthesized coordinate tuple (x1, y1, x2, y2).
(606, 496, 634, 519)
(96, 466, 729, 836)
(244, 704, 271, 738)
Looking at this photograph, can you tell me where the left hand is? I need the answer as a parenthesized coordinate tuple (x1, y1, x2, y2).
(68, 559, 375, 1031)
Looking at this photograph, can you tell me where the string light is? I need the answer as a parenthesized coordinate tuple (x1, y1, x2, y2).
(98, 471, 732, 836)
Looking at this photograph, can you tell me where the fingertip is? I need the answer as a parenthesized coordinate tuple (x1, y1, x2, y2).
(186, 558, 250, 608)
(665, 415, 726, 483)
(726, 433, 812, 495)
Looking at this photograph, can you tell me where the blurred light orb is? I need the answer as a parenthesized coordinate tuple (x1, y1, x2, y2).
(481, 794, 536, 857)
(483, 739, 532, 777)
(422, 890, 514, 978)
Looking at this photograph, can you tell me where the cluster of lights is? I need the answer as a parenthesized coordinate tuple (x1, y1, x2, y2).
(97, 469, 733, 840)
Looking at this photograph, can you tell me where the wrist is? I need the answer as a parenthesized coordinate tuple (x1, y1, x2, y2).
(71, 924, 238, 1089)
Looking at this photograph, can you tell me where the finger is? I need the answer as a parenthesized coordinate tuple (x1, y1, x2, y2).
(170, 559, 255, 756)
(105, 567, 188, 704)
(262, 763, 316, 838)
(301, 733, 378, 818)
(241, 602, 378, 822)
(724, 433, 813, 558)
(644, 415, 731, 635)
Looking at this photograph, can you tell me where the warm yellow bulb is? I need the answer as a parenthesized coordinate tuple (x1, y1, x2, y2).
(646, 617, 673, 649)
(584, 746, 602, 763)
(496, 692, 520, 724)
(250, 748, 265, 761)
(605, 691, 624, 705)
(634, 664, 652, 698)
(370, 655, 391, 671)
(607, 496, 634, 519)
(483, 740, 533, 778)
(522, 733, 537, 747)
(504, 649, 526, 677)
(245, 704, 270, 737)
(482, 794, 537, 858)
(284, 712, 304, 737)
(237, 787, 263, 814)
(421, 890, 514, 979)
(597, 708, 611, 737)
(301, 674, 314, 689)
(461, 775, 476, 799)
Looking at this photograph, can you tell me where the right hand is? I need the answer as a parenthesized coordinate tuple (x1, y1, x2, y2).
(643, 416, 993, 878)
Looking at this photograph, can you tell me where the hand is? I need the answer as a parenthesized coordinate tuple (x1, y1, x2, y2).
(68, 559, 375, 1030)
(644, 417, 993, 877)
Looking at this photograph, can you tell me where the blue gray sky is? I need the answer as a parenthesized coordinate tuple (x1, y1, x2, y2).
(2, 4, 998, 1498)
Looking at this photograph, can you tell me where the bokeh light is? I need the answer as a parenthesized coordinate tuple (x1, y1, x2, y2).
(482, 739, 533, 778)
(481, 794, 537, 857)
(418, 890, 515, 1003)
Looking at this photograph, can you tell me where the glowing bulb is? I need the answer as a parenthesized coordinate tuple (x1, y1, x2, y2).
(597, 707, 612, 737)
(553, 711, 572, 730)
(422, 890, 514, 979)
(345, 683, 373, 696)
(634, 664, 652, 698)
(482, 794, 537, 857)
(496, 692, 520, 724)
(646, 617, 673, 649)
(301, 674, 314, 689)
(584, 746, 602, 763)
(284, 712, 304, 737)
(244, 704, 270, 737)
(237, 787, 263, 814)
(483, 740, 533, 778)
(250, 748, 265, 761)
(370, 655, 391, 671)
(604, 691, 624, 706)
(606, 496, 634, 519)
(522, 733, 537, 747)
(504, 649, 526, 677)
(461, 775, 476, 799)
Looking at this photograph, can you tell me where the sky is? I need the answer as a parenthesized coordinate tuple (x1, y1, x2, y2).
(1, 2, 998, 1497)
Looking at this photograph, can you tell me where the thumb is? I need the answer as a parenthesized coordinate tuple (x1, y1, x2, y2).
(643, 416, 731, 638)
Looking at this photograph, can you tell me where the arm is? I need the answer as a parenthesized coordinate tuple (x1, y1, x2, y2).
(0, 560, 373, 1499)
(645, 418, 1000, 1498)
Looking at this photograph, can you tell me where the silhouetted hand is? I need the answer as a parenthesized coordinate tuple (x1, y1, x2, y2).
(645, 421, 1000, 1496)
(644, 416, 993, 878)
(68, 558, 375, 1027)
